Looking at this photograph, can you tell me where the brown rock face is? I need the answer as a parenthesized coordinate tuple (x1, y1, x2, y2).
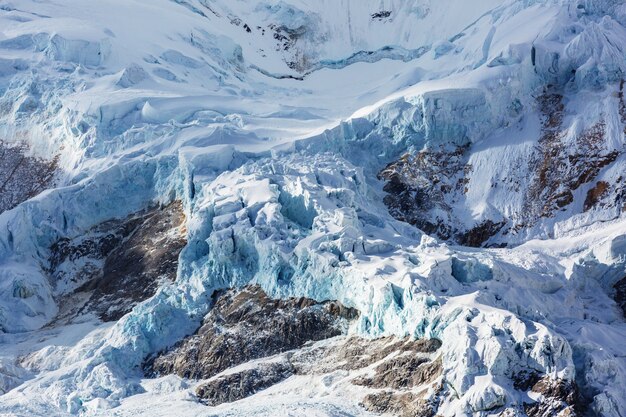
(460, 220, 507, 248)
(525, 90, 618, 222)
(333, 336, 442, 371)
(146, 285, 359, 380)
(352, 356, 442, 390)
(0, 141, 58, 214)
(377, 145, 511, 247)
(145, 286, 446, 413)
(378, 86, 624, 247)
(343, 339, 443, 417)
(377, 145, 472, 244)
(584, 181, 610, 212)
(49, 201, 186, 322)
(195, 361, 295, 406)
(199, 334, 444, 413)
(513, 372, 583, 416)
(523, 377, 580, 417)
(362, 391, 437, 417)
(146, 289, 575, 416)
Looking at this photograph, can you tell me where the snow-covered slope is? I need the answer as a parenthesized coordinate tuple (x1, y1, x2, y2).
(0, 0, 625, 416)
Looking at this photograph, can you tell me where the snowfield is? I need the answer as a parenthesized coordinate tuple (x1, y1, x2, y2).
(0, 0, 625, 416)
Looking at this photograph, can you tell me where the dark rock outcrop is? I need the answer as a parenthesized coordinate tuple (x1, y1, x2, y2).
(371, 11, 392, 20)
(146, 285, 359, 380)
(146, 286, 447, 414)
(378, 145, 472, 244)
(191, 335, 444, 412)
(460, 220, 507, 248)
(524, 90, 619, 223)
(378, 86, 624, 247)
(195, 361, 294, 406)
(362, 391, 437, 417)
(514, 372, 582, 416)
(333, 336, 441, 371)
(348, 341, 443, 417)
(352, 356, 442, 390)
(523, 377, 579, 417)
(584, 181, 610, 212)
(0, 141, 57, 214)
(614, 276, 626, 318)
(49, 201, 186, 322)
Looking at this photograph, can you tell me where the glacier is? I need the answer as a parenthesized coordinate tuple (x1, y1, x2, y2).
(0, 0, 625, 416)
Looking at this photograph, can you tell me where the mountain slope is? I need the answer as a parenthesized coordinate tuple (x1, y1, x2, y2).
(0, 1, 625, 416)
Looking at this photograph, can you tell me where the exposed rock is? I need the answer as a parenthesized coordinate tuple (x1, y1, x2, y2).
(195, 334, 444, 414)
(613, 276, 626, 318)
(524, 90, 619, 223)
(378, 145, 503, 247)
(362, 391, 436, 417)
(49, 201, 186, 322)
(195, 361, 294, 406)
(146, 285, 359, 380)
(512, 370, 542, 391)
(335, 336, 442, 371)
(522, 377, 580, 417)
(288, 335, 442, 379)
(348, 344, 443, 417)
(460, 220, 507, 248)
(352, 356, 442, 389)
(378, 145, 471, 244)
(583, 181, 610, 211)
(146, 286, 448, 413)
(379, 87, 623, 247)
(268, 23, 311, 72)
(292, 335, 443, 417)
(0, 141, 58, 214)
(371, 11, 392, 20)
(190, 334, 443, 412)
